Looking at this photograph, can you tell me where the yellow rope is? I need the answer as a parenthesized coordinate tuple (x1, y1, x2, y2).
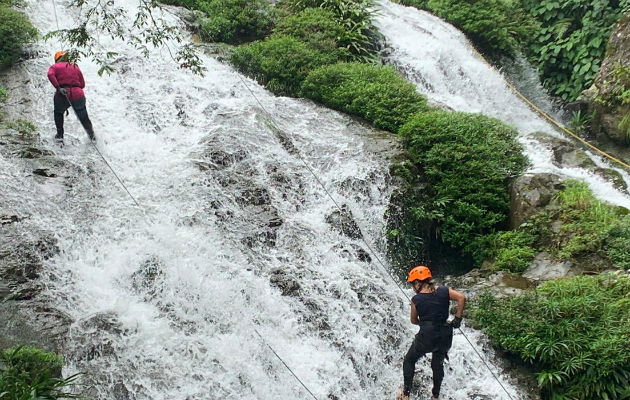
(468, 46, 630, 170)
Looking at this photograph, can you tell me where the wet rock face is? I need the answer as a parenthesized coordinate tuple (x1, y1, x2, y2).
(269, 267, 301, 296)
(579, 12, 630, 145)
(509, 173, 564, 229)
(532, 133, 629, 192)
(0, 225, 59, 296)
(522, 252, 575, 282)
(325, 204, 363, 240)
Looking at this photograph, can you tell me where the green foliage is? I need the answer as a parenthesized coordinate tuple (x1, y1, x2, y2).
(550, 180, 630, 268)
(48, 1, 205, 75)
(481, 230, 537, 272)
(396, 0, 428, 8)
(301, 62, 428, 132)
(271, 8, 351, 56)
(568, 109, 594, 136)
(158, 0, 199, 7)
(521, 0, 629, 101)
(3, 119, 37, 134)
(398, 111, 528, 259)
(0, 86, 7, 104)
(0, 346, 81, 399)
(279, 0, 380, 60)
(230, 36, 342, 96)
(472, 274, 630, 399)
(195, 0, 273, 44)
(0, 4, 37, 69)
(424, 0, 537, 57)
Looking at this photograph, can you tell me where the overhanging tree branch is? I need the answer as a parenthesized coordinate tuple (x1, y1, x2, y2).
(44, 0, 205, 75)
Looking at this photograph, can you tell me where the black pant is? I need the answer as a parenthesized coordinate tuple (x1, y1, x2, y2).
(403, 322, 452, 398)
(54, 95, 94, 138)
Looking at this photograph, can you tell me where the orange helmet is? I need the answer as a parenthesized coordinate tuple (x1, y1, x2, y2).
(407, 265, 432, 282)
(54, 51, 67, 62)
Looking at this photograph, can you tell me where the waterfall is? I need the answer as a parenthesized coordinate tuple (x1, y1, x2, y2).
(0, 0, 581, 399)
(376, 1, 630, 209)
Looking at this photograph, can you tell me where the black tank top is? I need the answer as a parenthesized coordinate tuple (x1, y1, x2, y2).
(411, 285, 449, 323)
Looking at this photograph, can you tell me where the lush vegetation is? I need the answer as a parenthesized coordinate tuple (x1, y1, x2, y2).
(0, 1, 37, 69)
(229, 0, 381, 96)
(426, 0, 536, 57)
(230, 36, 343, 96)
(473, 274, 630, 400)
(397, 0, 629, 101)
(0, 346, 81, 399)
(301, 63, 428, 131)
(278, 0, 381, 60)
(395, 111, 528, 262)
(483, 180, 630, 273)
(521, 0, 630, 101)
(160, 0, 273, 44)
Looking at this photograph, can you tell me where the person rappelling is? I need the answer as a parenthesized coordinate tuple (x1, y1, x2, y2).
(47, 51, 96, 144)
(397, 265, 466, 400)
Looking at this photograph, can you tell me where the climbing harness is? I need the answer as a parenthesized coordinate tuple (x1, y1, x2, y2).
(468, 45, 630, 171)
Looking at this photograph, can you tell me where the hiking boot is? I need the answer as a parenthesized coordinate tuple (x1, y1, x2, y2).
(54, 134, 64, 144)
(396, 388, 410, 400)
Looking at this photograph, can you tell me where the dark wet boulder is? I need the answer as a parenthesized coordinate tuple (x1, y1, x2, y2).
(269, 267, 301, 296)
(325, 204, 363, 240)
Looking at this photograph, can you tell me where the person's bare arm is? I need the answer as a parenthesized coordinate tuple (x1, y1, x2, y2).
(449, 288, 466, 318)
(410, 301, 419, 325)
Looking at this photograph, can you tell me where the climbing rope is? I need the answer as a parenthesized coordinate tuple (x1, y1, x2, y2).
(468, 45, 630, 171)
(236, 75, 518, 400)
(51, 0, 60, 30)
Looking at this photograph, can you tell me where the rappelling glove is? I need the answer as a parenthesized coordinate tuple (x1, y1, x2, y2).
(58, 87, 67, 96)
(450, 316, 462, 329)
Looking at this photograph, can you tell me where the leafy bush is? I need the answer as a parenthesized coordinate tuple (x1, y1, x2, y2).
(230, 36, 342, 96)
(521, 0, 629, 101)
(550, 180, 630, 268)
(398, 111, 528, 259)
(158, 0, 199, 7)
(481, 230, 537, 272)
(301, 62, 428, 132)
(272, 8, 351, 56)
(279, 0, 380, 59)
(425, 0, 536, 57)
(195, 0, 273, 44)
(0, 5, 37, 68)
(0, 346, 81, 399)
(472, 274, 630, 399)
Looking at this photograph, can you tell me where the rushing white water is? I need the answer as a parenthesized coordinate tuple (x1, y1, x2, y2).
(376, 1, 630, 209)
(0, 0, 533, 399)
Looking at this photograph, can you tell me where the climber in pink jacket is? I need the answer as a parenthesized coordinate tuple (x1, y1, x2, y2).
(47, 51, 95, 142)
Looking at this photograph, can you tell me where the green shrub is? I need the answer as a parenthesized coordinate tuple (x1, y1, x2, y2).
(0, 346, 80, 399)
(158, 0, 199, 7)
(301, 62, 428, 132)
(0, 5, 37, 69)
(230, 36, 342, 96)
(272, 8, 351, 56)
(551, 180, 630, 268)
(195, 0, 273, 44)
(398, 111, 528, 259)
(279, 0, 380, 59)
(472, 274, 630, 399)
(482, 230, 537, 272)
(426, 0, 536, 57)
(521, 0, 629, 101)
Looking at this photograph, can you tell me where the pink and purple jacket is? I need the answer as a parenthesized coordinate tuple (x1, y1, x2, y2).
(47, 62, 86, 102)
